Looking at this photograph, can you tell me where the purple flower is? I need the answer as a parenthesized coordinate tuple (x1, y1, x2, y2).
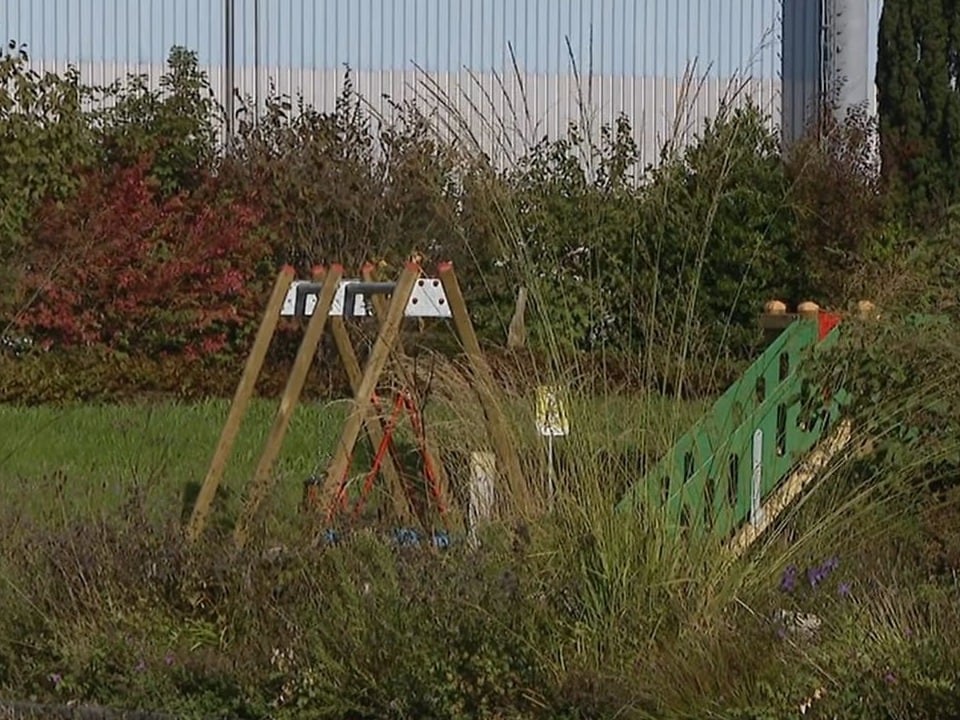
(48, 672, 63, 688)
(164, 653, 175, 667)
(884, 670, 897, 685)
(809, 556, 840, 589)
(135, 659, 147, 673)
(780, 564, 798, 593)
(808, 565, 825, 589)
(838, 581, 852, 598)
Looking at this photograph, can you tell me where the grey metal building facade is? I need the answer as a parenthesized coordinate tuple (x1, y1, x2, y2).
(2, 1, 882, 165)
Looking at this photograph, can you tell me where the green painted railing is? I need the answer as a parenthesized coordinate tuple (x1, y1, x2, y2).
(616, 315, 847, 540)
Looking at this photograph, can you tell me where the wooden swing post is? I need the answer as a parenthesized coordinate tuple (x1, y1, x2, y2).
(233, 265, 344, 548)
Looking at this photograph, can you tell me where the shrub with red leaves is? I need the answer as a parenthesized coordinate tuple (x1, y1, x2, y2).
(14, 158, 272, 359)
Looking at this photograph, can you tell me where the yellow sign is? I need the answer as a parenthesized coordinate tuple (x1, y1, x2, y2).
(536, 385, 569, 437)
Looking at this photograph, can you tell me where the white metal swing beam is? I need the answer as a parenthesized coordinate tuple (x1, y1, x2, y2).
(280, 278, 453, 319)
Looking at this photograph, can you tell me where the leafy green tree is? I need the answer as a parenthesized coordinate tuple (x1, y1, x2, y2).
(94, 46, 222, 195)
(0, 39, 97, 265)
(633, 104, 800, 363)
(877, 0, 960, 221)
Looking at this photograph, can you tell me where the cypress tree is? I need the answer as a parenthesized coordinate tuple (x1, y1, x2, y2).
(877, 0, 960, 219)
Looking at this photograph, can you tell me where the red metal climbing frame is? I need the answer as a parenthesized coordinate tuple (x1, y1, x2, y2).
(324, 388, 448, 526)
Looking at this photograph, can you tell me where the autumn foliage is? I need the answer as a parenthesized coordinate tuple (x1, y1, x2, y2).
(13, 159, 271, 359)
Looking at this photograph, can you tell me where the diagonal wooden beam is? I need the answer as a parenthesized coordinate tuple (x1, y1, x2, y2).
(186, 265, 294, 543)
(233, 264, 344, 548)
(363, 263, 453, 525)
(438, 261, 524, 501)
(318, 263, 420, 513)
(361, 262, 408, 358)
(360, 262, 427, 520)
(728, 419, 854, 558)
(317, 266, 411, 523)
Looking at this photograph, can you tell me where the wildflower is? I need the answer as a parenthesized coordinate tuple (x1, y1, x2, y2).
(48, 672, 63, 688)
(135, 659, 147, 672)
(164, 652, 175, 666)
(884, 670, 897, 685)
(838, 581, 852, 598)
(780, 564, 799, 593)
(805, 556, 841, 589)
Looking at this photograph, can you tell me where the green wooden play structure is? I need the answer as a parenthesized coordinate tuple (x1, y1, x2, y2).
(616, 301, 859, 553)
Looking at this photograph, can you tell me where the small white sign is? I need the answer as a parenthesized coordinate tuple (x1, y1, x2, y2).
(536, 385, 569, 437)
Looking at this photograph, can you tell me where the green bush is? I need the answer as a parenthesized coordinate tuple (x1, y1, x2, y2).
(783, 106, 894, 303)
(0, 349, 237, 404)
(0, 42, 98, 270)
(493, 114, 644, 353)
(0, 338, 354, 405)
(815, 219, 960, 497)
(1, 51, 912, 401)
(484, 102, 811, 394)
(635, 104, 801, 358)
(221, 73, 471, 273)
(93, 46, 222, 196)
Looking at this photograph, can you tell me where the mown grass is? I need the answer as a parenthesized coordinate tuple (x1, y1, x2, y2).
(0, 398, 348, 522)
(0, 392, 705, 528)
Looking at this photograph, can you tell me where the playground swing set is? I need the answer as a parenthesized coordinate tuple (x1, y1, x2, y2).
(184, 246, 892, 561)
(185, 261, 523, 549)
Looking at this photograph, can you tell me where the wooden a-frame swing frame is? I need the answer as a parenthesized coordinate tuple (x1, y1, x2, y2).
(184, 261, 523, 548)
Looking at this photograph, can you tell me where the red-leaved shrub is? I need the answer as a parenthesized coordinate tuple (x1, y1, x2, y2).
(14, 158, 272, 358)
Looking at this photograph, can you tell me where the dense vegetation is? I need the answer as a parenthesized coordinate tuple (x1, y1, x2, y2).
(1, 33, 960, 719)
(877, 0, 960, 219)
(0, 46, 897, 399)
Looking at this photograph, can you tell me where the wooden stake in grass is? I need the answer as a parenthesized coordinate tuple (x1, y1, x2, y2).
(186, 265, 295, 544)
(318, 263, 420, 513)
(507, 287, 528, 349)
(233, 264, 344, 549)
(438, 262, 525, 502)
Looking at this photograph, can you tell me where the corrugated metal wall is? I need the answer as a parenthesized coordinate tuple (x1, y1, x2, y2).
(1, 1, 877, 164)
(781, 0, 822, 145)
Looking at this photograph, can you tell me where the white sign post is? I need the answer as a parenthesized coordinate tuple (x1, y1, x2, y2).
(536, 385, 569, 503)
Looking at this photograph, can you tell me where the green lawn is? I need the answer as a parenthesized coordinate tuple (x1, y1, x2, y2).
(0, 392, 707, 531)
(0, 399, 351, 525)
